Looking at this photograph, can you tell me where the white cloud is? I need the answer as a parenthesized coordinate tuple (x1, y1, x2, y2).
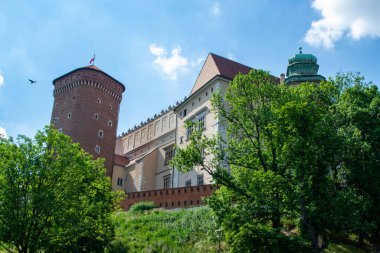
(149, 44, 166, 56)
(305, 0, 380, 49)
(0, 127, 7, 138)
(211, 2, 221, 16)
(149, 44, 190, 80)
(0, 71, 4, 87)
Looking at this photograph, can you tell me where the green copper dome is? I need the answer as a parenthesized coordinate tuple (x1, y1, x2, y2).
(288, 53, 317, 64)
(285, 48, 325, 85)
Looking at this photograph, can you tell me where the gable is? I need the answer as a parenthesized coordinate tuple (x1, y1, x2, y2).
(190, 54, 220, 95)
(190, 53, 252, 95)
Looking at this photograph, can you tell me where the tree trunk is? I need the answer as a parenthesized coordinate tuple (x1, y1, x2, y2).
(300, 197, 322, 252)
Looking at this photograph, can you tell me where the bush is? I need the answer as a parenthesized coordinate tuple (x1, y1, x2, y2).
(228, 223, 311, 253)
(129, 201, 157, 213)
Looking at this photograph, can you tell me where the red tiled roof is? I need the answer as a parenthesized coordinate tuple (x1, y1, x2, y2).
(190, 53, 252, 95)
(114, 154, 129, 166)
(211, 53, 251, 79)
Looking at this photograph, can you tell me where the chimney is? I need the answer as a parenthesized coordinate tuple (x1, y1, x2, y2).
(280, 73, 285, 84)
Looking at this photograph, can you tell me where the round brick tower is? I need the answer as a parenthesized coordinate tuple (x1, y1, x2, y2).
(51, 65, 125, 177)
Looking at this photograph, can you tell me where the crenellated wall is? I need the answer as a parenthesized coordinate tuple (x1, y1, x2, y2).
(121, 184, 215, 210)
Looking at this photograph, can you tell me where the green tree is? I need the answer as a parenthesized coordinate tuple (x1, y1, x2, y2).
(172, 70, 380, 252)
(0, 126, 122, 253)
(172, 70, 313, 252)
(332, 73, 380, 245)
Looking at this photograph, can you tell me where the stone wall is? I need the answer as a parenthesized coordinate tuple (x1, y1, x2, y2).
(121, 184, 214, 210)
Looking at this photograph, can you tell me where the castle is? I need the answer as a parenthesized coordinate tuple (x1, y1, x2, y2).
(51, 50, 325, 209)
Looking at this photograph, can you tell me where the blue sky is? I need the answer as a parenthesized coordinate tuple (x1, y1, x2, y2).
(1, 0, 379, 138)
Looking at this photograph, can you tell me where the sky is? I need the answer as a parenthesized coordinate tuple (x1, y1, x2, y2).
(0, 0, 380, 139)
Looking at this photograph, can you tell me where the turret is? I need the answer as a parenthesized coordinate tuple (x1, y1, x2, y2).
(285, 47, 325, 85)
(51, 65, 125, 177)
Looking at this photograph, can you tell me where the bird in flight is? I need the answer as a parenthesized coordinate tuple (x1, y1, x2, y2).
(28, 79, 37, 84)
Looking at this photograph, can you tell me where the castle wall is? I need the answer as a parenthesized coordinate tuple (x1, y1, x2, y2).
(121, 184, 214, 210)
(174, 78, 230, 187)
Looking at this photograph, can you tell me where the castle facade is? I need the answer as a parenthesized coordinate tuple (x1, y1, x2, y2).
(51, 51, 324, 209)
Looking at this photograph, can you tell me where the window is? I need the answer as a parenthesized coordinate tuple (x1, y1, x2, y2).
(53, 117, 59, 124)
(186, 110, 206, 140)
(206, 92, 208, 96)
(72, 96, 76, 100)
(192, 102, 194, 106)
(109, 104, 112, 110)
(98, 130, 104, 138)
(197, 174, 204, 186)
(58, 128, 63, 133)
(185, 180, 191, 187)
(183, 109, 187, 117)
(163, 175, 171, 189)
(94, 114, 99, 120)
(67, 112, 71, 118)
(198, 97, 201, 101)
(97, 98, 101, 104)
(95, 145, 100, 154)
(197, 111, 206, 130)
(164, 148, 174, 166)
(117, 177, 123, 186)
(108, 120, 113, 126)
(211, 87, 214, 92)
(179, 136, 183, 144)
(186, 124, 194, 140)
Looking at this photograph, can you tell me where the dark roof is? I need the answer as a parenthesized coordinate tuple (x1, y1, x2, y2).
(190, 53, 252, 95)
(52, 65, 125, 92)
(210, 53, 252, 79)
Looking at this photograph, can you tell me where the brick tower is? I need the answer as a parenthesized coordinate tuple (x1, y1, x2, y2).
(51, 65, 125, 177)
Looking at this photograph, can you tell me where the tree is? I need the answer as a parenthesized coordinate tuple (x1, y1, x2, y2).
(0, 126, 122, 253)
(172, 70, 313, 251)
(333, 73, 380, 245)
(171, 70, 380, 252)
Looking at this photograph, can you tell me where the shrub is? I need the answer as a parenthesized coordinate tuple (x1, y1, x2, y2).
(129, 201, 157, 213)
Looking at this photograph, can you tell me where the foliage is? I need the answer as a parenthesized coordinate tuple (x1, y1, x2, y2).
(108, 206, 222, 253)
(333, 74, 380, 243)
(0, 126, 122, 253)
(171, 70, 380, 252)
(129, 201, 157, 213)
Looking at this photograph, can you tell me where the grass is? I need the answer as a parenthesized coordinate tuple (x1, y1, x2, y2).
(108, 204, 375, 253)
(108, 206, 225, 253)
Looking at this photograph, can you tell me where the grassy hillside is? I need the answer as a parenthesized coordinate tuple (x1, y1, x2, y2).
(107, 204, 370, 253)
(108, 206, 224, 253)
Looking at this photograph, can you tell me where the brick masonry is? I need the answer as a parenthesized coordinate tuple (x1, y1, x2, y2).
(51, 66, 125, 177)
(121, 184, 215, 210)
